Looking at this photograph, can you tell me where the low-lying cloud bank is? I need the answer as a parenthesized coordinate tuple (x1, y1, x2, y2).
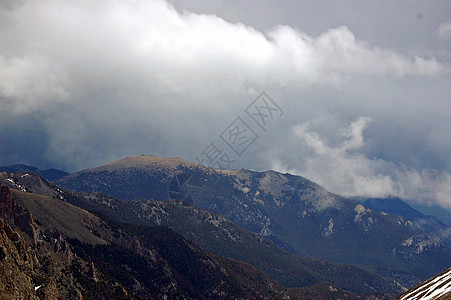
(271, 117, 451, 212)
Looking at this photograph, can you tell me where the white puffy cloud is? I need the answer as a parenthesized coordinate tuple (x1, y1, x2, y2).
(0, 0, 448, 115)
(393, 168, 451, 212)
(284, 117, 397, 198)
(271, 117, 451, 212)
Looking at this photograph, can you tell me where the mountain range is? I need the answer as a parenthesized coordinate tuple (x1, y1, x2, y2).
(1, 182, 367, 299)
(0, 171, 401, 296)
(1, 154, 450, 299)
(54, 155, 451, 287)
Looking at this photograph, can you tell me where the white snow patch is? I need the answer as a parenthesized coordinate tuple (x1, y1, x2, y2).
(399, 268, 451, 300)
(354, 204, 370, 223)
(322, 218, 334, 236)
(354, 204, 370, 215)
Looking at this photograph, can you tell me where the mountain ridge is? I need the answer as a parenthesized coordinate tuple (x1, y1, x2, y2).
(360, 197, 451, 248)
(0, 164, 69, 181)
(53, 155, 451, 288)
(3, 182, 369, 299)
(0, 170, 403, 294)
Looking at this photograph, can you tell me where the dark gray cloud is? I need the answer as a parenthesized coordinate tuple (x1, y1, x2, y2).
(0, 0, 450, 212)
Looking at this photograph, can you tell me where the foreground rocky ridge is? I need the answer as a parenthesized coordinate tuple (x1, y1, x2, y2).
(0, 184, 83, 299)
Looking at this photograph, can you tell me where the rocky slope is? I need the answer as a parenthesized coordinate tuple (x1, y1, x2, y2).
(0, 183, 88, 299)
(54, 155, 451, 287)
(1, 171, 403, 296)
(64, 193, 404, 294)
(1, 182, 373, 299)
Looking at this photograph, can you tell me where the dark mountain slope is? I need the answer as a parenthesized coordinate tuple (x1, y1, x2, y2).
(11, 189, 111, 245)
(55, 155, 451, 287)
(68, 194, 404, 294)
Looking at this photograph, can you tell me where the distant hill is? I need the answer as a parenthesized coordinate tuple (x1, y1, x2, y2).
(360, 197, 451, 248)
(54, 155, 451, 288)
(409, 202, 451, 227)
(0, 164, 69, 181)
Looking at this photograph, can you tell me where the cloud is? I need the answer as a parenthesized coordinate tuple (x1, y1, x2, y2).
(438, 21, 451, 40)
(271, 117, 451, 212)
(0, 54, 70, 114)
(285, 117, 397, 198)
(0, 0, 448, 115)
(393, 168, 451, 212)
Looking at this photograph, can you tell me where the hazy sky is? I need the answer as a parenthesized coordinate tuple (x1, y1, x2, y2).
(1, 0, 451, 212)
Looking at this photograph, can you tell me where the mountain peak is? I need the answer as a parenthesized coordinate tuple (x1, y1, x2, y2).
(53, 154, 451, 288)
(95, 155, 201, 171)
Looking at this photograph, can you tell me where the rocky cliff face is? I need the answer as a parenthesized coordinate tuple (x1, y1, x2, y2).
(391, 233, 445, 259)
(0, 183, 84, 299)
(0, 230, 38, 299)
(0, 184, 22, 222)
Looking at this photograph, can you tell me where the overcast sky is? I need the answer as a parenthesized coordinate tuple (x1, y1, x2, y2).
(1, 0, 451, 212)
